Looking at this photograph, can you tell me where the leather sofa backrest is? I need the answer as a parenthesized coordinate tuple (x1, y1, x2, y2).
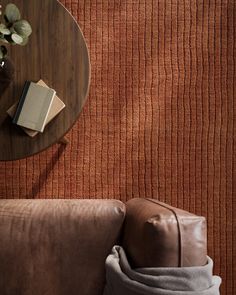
(0, 199, 125, 295)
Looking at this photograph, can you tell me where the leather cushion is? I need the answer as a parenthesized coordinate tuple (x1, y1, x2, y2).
(122, 198, 207, 267)
(0, 199, 125, 295)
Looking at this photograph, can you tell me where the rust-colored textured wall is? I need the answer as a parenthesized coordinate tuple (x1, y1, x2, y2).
(0, 0, 235, 294)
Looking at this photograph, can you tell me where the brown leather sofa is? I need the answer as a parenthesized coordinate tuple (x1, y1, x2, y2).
(0, 198, 207, 295)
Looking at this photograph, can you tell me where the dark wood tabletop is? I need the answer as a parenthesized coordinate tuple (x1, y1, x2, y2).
(0, 0, 90, 161)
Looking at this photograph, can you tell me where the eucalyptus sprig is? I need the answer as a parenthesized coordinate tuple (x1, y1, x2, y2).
(0, 3, 32, 60)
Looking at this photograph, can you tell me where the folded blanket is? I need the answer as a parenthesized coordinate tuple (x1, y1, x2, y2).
(103, 246, 221, 295)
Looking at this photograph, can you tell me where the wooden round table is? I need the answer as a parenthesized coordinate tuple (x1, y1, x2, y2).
(0, 0, 90, 161)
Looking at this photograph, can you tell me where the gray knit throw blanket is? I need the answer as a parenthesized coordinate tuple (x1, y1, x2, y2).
(103, 246, 221, 295)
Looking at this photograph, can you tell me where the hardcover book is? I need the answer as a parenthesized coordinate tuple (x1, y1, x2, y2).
(7, 80, 65, 137)
(13, 81, 56, 132)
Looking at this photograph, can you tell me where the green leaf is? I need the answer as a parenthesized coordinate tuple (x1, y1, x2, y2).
(0, 24, 11, 35)
(10, 27, 16, 34)
(11, 33, 23, 44)
(5, 3, 21, 23)
(19, 36, 28, 46)
(13, 20, 32, 38)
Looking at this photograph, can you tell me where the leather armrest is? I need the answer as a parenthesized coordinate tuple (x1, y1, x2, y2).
(122, 198, 207, 267)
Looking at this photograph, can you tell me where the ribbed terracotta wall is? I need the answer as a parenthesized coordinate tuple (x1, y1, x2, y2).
(0, 1, 235, 294)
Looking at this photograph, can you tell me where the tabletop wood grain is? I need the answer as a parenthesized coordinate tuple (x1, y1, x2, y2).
(0, 0, 90, 161)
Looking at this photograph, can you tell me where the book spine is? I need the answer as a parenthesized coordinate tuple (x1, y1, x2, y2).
(39, 91, 56, 132)
(12, 81, 31, 124)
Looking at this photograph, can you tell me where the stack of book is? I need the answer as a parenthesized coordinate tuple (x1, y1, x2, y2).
(7, 80, 65, 137)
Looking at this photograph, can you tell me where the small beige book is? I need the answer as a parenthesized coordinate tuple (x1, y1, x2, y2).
(7, 80, 65, 137)
(13, 81, 56, 132)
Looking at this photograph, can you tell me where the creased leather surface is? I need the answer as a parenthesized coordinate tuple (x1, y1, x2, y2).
(0, 199, 125, 295)
(122, 198, 207, 268)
